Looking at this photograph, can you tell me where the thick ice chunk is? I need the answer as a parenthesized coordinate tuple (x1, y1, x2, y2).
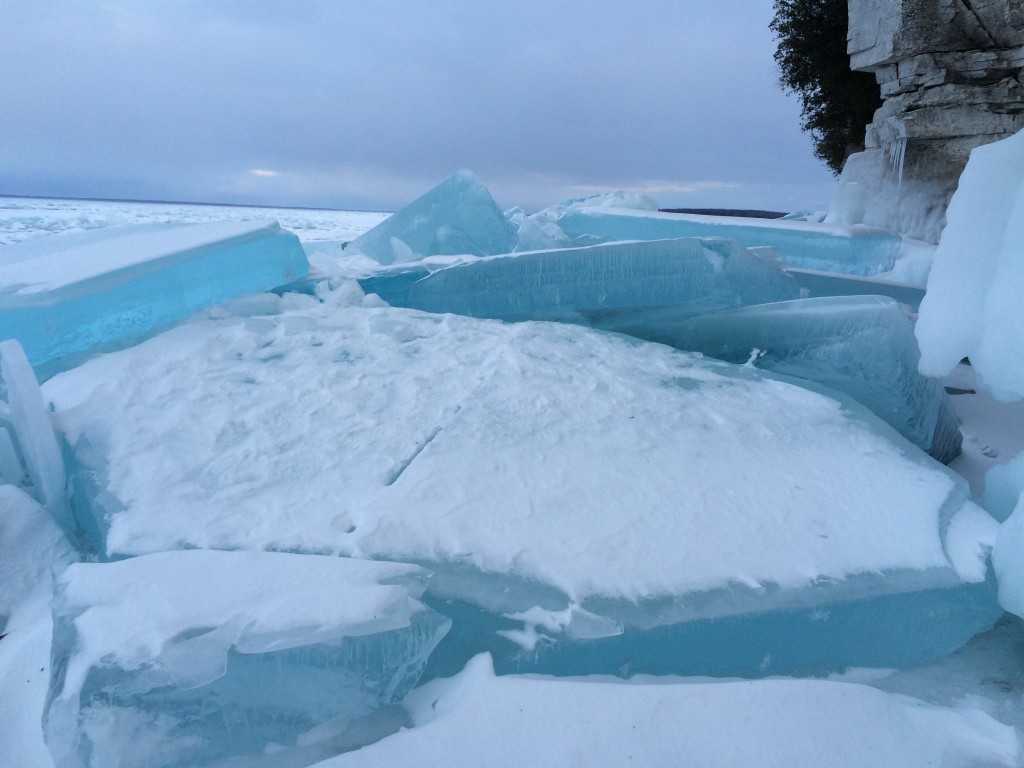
(985, 452, 1024, 523)
(316, 654, 1021, 768)
(358, 237, 801, 323)
(644, 296, 961, 463)
(45, 299, 999, 677)
(0, 340, 66, 513)
(347, 170, 516, 265)
(44, 550, 450, 768)
(916, 129, 1024, 400)
(0, 220, 308, 373)
(554, 207, 901, 276)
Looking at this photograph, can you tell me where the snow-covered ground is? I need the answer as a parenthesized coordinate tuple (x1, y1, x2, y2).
(1, 194, 1022, 767)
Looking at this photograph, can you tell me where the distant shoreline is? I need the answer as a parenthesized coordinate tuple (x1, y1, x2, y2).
(660, 208, 786, 219)
(0, 192, 393, 216)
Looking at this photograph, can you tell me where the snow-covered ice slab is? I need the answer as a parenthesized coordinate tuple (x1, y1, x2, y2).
(916, 128, 1024, 400)
(45, 297, 1000, 677)
(0, 220, 308, 373)
(555, 208, 900, 276)
(43, 550, 450, 768)
(640, 296, 961, 463)
(316, 653, 1021, 768)
(347, 170, 516, 265)
(358, 237, 801, 324)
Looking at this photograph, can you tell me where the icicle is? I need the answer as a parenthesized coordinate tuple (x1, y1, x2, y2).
(889, 137, 907, 190)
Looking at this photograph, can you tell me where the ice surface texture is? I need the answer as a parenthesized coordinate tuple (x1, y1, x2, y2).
(358, 237, 801, 324)
(554, 207, 901, 275)
(316, 654, 1021, 768)
(643, 296, 961, 463)
(347, 170, 516, 264)
(46, 296, 1000, 677)
(44, 550, 450, 768)
(0, 220, 308, 374)
(916, 129, 1024, 400)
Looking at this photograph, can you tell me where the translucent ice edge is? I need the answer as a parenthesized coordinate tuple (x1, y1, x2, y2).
(619, 296, 960, 463)
(555, 208, 900, 276)
(44, 551, 451, 768)
(0, 221, 309, 372)
(357, 237, 801, 324)
(415, 561, 1001, 680)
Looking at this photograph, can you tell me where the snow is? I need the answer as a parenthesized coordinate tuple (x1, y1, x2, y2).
(316, 653, 1020, 768)
(1, 193, 1021, 767)
(45, 294, 979, 601)
(916, 128, 1024, 400)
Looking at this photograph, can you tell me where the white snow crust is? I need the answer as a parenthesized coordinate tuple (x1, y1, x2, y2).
(317, 653, 1021, 768)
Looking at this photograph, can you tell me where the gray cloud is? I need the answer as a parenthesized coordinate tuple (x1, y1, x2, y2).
(0, 1, 837, 212)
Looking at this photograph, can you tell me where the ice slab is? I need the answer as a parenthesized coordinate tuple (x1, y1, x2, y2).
(316, 653, 1021, 768)
(0, 340, 66, 514)
(985, 452, 1024, 523)
(785, 268, 926, 311)
(358, 237, 801, 324)
(347, 170, 516, 265)
(44, 550, 450, 768)
(916, 129, 1024, 400)
(554, 207, 901, 276)
(633, 296, 960, 463)
(45, 296, 1003, 676)
(0, 220, 308, 374)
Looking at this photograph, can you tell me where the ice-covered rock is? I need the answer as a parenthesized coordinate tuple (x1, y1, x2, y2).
(0, 220, 308, 375)
(358, 237, 801, 324)
(347, 170, 516, 265)
(43, 550, 450, 768)
(316, 653, 1021, 768)
(45, 297, 1001, 677)
(0, 339, 66, 515)
(554, 207, 901, 275)
(916, 128, 1024, 400)
(644, 296, 961, 463)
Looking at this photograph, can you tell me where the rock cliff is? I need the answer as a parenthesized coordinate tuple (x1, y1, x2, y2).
(827, 0, 1024, 242)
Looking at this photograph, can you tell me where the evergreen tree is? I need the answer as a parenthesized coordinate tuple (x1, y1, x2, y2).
(771, 0, 881, 174)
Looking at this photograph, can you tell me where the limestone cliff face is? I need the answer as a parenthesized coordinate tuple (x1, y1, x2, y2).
(828, 0, 1024, 242)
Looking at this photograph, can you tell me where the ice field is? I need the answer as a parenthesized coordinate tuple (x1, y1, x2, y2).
(3, 131, 1024, 767)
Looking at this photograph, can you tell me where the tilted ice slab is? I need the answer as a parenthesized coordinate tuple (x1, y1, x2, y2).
(554, 207, 900, 276)
(357, 237, 801, 324)
(0, 340, 66, 515)
(634, 296, 961, 463)
(347, 170, 516, 265)
(46, 294, 999, 677)
(317, 654, 1021, 768)
(0, 220, 308, 374)
(916, 128, 1024, 401)
(44, 550, 450, 768)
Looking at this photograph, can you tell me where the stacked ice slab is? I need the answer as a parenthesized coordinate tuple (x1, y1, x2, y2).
(44, 550, 450, 768)
(347, 170, 516, 265)
(359, 237, 802, 324)
(44, 298, 1001, 679)
(0, 220, 308, 373)
(554, 207, 900, 275)
(614, 296, 961, 463)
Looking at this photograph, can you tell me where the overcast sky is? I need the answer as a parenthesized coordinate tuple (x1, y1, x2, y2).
(1, 1, 839, 213)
